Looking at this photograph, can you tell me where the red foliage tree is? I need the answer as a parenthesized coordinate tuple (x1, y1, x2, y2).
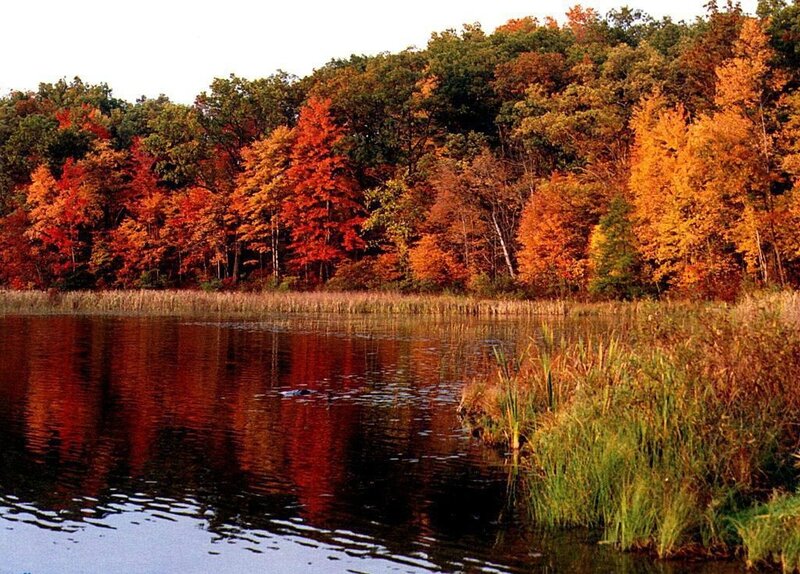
(0, 208, 41, 288)
(24, 161, 103, 284)
(106, 143, 168, 286)
(283, 97, 364, 281)
(164, 186, 226, 283)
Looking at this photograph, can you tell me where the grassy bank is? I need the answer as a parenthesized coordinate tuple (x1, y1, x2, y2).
(460, 292, 800, 570)
(0, 288, 669, 318)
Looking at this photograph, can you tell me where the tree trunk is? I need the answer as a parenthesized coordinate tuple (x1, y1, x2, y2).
(755, 227, 768, 284)
(232, 241, 241, 284)
(272, 219, 280, 279)
(491, 211, 516, 279)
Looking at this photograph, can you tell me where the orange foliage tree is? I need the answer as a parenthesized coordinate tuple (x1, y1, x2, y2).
(24, 157, 106, 286)
(283, 98, 364, 281)
(408, 233, 467, 288)
(516, 174, 604, 294)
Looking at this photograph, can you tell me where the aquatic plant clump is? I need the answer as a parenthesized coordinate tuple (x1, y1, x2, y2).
(460, 294, 800, 569)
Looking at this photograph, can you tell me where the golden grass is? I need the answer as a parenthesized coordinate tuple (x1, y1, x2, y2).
(0, 289, 661, 318)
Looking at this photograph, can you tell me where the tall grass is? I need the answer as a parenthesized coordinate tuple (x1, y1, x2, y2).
(0, 289, 625, 317)
(733, 492, 800, 572)
(460, 294, 800, 567)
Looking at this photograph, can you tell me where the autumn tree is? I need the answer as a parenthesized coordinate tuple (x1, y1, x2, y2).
(195, 74, 304, 282)
(417, 146, 527, 286)
(418, 159, 487, 285)
(0, 208, 41, 288)
(24, 162, 102, 286)
(230, 125, 293, 279)
(493, 51, 567, 102)
(283, 97, 364, 281)
(712, 18, 788, 285)
(106, 143, 168, 287)
(629, 92, 689, 289)
(630, 97, 747, 298)
(163, 186, 227, 283)
(631, 20, 787, 297)
(408, 233, 467, 289)
(516, 174, 604, 294)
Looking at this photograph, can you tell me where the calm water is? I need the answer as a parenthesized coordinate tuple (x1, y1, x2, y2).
(0, 314, 750, 574)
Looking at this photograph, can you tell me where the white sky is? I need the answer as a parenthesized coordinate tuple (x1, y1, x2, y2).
(2, 0, 758, 104)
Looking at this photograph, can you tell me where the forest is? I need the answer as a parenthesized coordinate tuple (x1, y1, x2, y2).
(2, 1, 800, 299)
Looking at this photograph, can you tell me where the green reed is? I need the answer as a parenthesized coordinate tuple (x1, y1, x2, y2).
(733, 492, 800, 572)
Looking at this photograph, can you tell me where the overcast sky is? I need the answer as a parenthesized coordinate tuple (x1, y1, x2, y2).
(2, 0, 758, 104)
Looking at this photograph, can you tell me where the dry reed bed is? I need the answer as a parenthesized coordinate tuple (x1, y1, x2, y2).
(0, 289, 667, 317)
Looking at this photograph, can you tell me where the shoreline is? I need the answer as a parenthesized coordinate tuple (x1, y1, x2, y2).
(0, 288, 664, 318)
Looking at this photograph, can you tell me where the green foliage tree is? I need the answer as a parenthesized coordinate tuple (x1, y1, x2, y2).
(588, 196, 643, 299)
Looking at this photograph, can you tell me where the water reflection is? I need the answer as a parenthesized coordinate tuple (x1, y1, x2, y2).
(0, 315, 747, 573)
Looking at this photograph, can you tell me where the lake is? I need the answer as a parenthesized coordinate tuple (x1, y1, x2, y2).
(0, 314, 749, 573)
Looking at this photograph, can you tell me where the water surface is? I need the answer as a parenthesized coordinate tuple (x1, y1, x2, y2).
(0, 314, 749, 573)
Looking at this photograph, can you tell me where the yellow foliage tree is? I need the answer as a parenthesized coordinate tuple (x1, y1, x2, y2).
(230, 125, 294, 278)
(630, 19, 787, 297)
(629, 92, 689, 287)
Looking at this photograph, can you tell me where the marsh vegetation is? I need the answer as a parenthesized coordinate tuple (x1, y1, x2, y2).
(460, 292, 800, 570)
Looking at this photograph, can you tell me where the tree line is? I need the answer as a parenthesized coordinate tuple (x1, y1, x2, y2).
(3, 1, 800, 299)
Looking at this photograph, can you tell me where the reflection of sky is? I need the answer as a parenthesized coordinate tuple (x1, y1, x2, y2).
(0, 507, 437, 574)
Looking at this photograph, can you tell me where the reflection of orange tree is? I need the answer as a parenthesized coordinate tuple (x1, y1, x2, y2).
(21, 317, 120, 503)
(168, 325, 226, 432)
(283, 399, 357, 525)
(230, 331, 385, 515)
(231, 395, 286, 493)
(0, 317, 31, 418)
(1, 315, 504, 541)
(109, 320, 231, 476)
(229, 328, 464, 527)
(230, 330, 286, 491)
(24, 318, 100, 463)
(282, 333, 364, 523)
(286, 333, 364, 391)
(108, 320, 167, 474)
